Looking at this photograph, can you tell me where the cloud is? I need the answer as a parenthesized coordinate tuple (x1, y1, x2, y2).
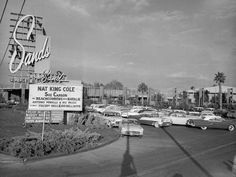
(50, 0, 90, 16)
(168, 72, 210, 81)
(132, 0, 149, 11)
(98, 0, 149, 12)
(127, 62, 134, 65)
(168, 72, 188, 78)
(105, 65, 118, 69)
(204, 0, 236, 20)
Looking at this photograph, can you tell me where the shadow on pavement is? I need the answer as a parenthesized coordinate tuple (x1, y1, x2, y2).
(223, 160, 233, 171)
(120, 124, 138, 177)
(172, 173, 183, 177)
(162, 128, 214, 177)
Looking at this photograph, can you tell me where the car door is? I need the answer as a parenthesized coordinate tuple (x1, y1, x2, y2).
(211, 118, 226, 129)
(179, 114, 188, 125)
(206, 118, 222, 128)
(175, 114, 185, 125)
(170, 113, 178, 124)
(201, 117, 214, 127)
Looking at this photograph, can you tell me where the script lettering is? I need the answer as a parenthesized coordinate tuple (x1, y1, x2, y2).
(9, 15, 50, 74)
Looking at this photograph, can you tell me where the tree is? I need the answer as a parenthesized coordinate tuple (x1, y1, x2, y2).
(104, 80, 123, 90)
(0, 93, 6, 103)
(94, 82, 104, 87)
(203, 90, 209, 103)
(194, 92, 200, 107)
(214, 72, 226, 110)
(137, 82, 148, 105)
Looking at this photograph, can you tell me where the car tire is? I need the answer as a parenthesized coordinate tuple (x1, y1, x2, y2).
(154, 122, 159, 128)
(201, 126, 207, 130)
(228, 125, 235, 132)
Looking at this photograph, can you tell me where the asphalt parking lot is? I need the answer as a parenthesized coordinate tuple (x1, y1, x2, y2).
(1, 125, 236, 177)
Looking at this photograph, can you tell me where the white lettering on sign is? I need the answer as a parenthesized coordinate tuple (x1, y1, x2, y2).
(9, 15, 50, 73)
(28, 84, 83, 111)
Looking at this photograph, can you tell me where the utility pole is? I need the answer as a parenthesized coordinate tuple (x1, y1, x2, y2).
(173, 88, 177, 109)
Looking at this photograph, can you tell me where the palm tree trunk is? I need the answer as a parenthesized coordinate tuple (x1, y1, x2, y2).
(219, 83, 222, 110)
(142, 92, 144, 106)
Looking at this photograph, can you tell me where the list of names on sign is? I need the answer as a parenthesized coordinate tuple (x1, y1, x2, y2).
(25, 110, 64, 123)
(28, 84, 83, 111)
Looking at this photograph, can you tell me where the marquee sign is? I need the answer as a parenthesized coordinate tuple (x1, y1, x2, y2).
(28, 84, 83, 111)
(9, 14, 51, 74)
(10, 70, 67, 84)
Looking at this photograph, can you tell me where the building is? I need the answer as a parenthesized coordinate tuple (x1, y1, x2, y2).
(186, 85, 236, 106)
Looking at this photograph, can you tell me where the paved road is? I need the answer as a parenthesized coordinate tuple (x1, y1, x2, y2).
(1, 126, 236, 177)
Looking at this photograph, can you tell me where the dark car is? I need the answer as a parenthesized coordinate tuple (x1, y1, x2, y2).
(227, 110, 236, 119)
(187, 115, 236, 131)
(213, 109, 228, 118)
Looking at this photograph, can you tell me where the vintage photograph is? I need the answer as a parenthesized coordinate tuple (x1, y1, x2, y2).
(0, 0, 236, 177)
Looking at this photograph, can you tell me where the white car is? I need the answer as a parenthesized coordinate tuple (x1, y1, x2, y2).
(200, 111, 221, 120)
(102, 112, 123, 127)
(139, 114, 172, 128)
(120, 119, 144, 137)
(165, 112, 200, 125)
(93, 104, 107, 113)
(121, 111, 129, 118)
(127, 109, 142, 117)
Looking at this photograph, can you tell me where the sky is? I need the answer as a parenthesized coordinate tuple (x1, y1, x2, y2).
(0, 0, 236, 94)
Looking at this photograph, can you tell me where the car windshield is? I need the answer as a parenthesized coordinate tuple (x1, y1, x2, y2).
(104, 112, 120, 116)
(122, 119, 138, 125)
(188, 112, 200, 116)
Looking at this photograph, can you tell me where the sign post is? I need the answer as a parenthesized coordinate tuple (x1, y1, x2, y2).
(42, 111, 45, 141)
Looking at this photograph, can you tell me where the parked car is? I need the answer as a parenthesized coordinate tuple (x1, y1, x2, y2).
(127, 109, 142, 117)
(164, 112, 200, 125)
(160, 109, 173, 116)
(200, 111, 220, 119)
(120, 107, 130, 118)
(93, 104, 107, 113)
(188, 111, 201, 117)
(139, 109, 158, 117)
(172, 109, 187, 114)
(103, 110, 121, 117)
(139, 114, 172, 128)
(213, 109, 228, 118)
(193, 107, 204, 112)
(227, 110, 236, 119)
(102, 111, 123, 128)
(120, 119, 144, 137)
(204, 108, 215, 112)
(186, 116, 236, 131)
(121, 111, 129, 118)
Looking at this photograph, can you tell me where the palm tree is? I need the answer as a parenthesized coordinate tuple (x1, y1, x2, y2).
(137, 82, 148, 105)
(190, 86, 195, 90)
(214, 72, 226, 110)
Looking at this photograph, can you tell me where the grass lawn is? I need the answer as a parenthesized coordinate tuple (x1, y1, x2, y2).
(0, 108, 119, 141)
(0, 109, 27, 138)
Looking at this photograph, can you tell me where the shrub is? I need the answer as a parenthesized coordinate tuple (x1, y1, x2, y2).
(77, 113, 109, 129)
(0, 127, 102, 159)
